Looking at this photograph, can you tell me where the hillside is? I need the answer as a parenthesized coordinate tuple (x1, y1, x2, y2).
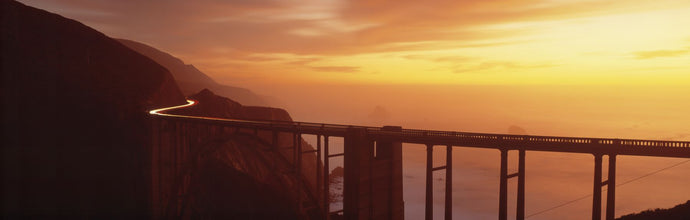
(169, 89, 320, 190)
(166, 89, 322, 219)
(617, 201, 690, 220)
(2, 1, 320, 217)
(1, 0, 186, 217)
(117, 39, 271, 106)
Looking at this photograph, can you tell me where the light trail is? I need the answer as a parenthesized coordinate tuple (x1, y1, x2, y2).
(149, 99, 196, 116)
(148, 99, 278, 126)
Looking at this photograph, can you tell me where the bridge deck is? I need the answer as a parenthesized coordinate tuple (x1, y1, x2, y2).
(151, 100, 690, 158)
(150, 99, 690, 220)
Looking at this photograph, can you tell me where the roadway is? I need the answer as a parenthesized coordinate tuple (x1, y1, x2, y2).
(150, 99, 690, 158)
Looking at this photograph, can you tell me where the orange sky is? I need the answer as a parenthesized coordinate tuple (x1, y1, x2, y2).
(16, 2, 690, 218)
(19, 0, 690, 86)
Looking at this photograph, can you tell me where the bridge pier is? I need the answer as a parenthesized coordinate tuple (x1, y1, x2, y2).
(606, 155, 616, 220)
(296, 132, 303, 211)
(150, 119, 194, 219)
(445, 145, 453, 220)
(499, 148, 526, 220)
(593, 154, 617, 220)
(517, 149, 526, 220)
(343, 126, 403, 220)
(151, 118, 161, 217)
(272, 130, 279, 150)
(426, 144, 433, 220)
(499, 149, 508, 220)
(323, 135, 332, 219)
(316, 135, 323, 213)
(593, 154, 603, 220)
(424, 144, 455, 220)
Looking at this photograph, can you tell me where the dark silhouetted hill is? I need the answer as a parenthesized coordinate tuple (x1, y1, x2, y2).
(167, 89, 321, 219)
(2, 1, 318, 218)
(1, 0, 186, 217)
(117, 39, 272, 106)
(617, 201, 690, 220)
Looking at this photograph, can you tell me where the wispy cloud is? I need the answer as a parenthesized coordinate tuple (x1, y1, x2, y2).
(20, 0, 688, 57)
(285, 57, 322, 66)
(403, 55, 476, 63)
(453, 61, 557, 74)
(311, 66, 360, 73)
(633, 49, 689, 59)
(17, 0, 690, 84)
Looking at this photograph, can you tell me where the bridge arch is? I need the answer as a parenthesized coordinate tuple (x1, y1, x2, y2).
(151, 100, 690, 220)
(151, 118, 324, 219)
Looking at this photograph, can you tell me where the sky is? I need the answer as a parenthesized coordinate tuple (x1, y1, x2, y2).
(19, 0, 690, 87)
(16, 1, 690, 218)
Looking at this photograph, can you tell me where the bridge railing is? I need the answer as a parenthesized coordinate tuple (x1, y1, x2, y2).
(156, 113, 690, 151)
(368, 127, 690, 149)
(152, 100, 690, 149)
(150, 99, 690, 220)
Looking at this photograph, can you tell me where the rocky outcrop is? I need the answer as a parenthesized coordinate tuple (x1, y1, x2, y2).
(168, 89, 322, 219)
(329, 166, 345, 203)
(118, 39, 271, 106)
(1, 0, 186, 217)
(174, 89, 245, 118)
(184, 135, 301, 219)
(507, 125, 528, 135)
(367, 105, 391, 124)
(242, 106, 294, 121)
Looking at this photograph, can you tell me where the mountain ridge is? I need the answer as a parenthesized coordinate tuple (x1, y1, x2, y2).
(2, 0, 186, 216)
(117, 39, 272, 107)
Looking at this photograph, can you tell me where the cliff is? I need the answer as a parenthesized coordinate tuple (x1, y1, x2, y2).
(183, 135, 301, 219)
(117, 39, 271, 106)
(167, 89, 322, 218)
(1, 0, 186, 217)
(2, 1, 321, 218)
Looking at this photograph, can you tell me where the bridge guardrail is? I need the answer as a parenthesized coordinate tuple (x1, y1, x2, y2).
(151, 100, 690, 151)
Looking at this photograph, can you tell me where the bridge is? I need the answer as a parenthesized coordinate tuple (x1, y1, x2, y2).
(149, 100, 690, 220)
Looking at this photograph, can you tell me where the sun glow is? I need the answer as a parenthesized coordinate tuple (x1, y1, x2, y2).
(21, 0, 690, 86)
(302, 7, 690, 86)
(237, 6, 690, 86)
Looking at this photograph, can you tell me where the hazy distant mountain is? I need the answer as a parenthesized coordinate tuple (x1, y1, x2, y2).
(367, 105, 391, 123)
(617, 200, 690, 220)
(2, 0, 185, 217)
(508, 125, 528, 135)
(118, 39, 272, 106)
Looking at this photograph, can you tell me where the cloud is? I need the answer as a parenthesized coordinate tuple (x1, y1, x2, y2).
(311, 66, 360, 73)
(285, 57, 322, 66)
(16, 0, 690, 83)
(403, 54, 476, 63)
(633, 49, 689, 59)
(452, 61, 557, 74)
(21, 0, 688, 57)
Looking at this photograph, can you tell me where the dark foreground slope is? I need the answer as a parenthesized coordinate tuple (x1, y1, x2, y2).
(117, 39, 271, 106)
(168, 89, 322, 219)
(617, 201, 690, 220)
(1, 0, 186, 217)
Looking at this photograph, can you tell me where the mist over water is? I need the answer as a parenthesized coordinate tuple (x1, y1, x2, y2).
(253, 84, 690, 219)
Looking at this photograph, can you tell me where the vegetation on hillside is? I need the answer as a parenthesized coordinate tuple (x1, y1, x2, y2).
(617, 200, 690, 220)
